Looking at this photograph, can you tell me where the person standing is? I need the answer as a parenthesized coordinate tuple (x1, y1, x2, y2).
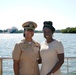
(40, 21, 64, 75)
(12, 21, 40, 75)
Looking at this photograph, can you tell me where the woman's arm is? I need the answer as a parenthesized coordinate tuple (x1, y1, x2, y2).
(13, 60, 19, 75)
(37, 56, 42, 64)
(47, 53, 64, 75)
(37, 50, 42, 64)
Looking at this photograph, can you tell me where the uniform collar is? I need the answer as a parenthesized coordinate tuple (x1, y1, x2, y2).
(21, 39, 40, 47)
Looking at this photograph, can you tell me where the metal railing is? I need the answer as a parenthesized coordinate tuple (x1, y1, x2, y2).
(0, 57, 12, 75)
(0, 57, 76, 75)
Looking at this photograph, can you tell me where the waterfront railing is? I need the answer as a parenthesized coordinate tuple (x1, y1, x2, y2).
(0, 57, 76, 75)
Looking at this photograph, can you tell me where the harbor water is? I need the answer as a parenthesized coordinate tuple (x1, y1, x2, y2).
(0, 33, 76, 75)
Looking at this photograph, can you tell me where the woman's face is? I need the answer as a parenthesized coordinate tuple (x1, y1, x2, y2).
(43, 27, 53, 40)
(24, 29, 34, 39)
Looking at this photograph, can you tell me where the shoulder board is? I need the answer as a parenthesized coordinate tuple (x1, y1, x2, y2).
(33, 41, 40, 47)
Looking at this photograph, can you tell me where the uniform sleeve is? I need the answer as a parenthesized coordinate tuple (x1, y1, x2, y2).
(12, 43, 21, 60)
(56, 41, 64, 54)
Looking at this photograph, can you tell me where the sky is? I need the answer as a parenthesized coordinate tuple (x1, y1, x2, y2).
(0, 0, 76, 30)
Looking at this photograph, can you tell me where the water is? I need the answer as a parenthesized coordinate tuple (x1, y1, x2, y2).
(0, 33, 76, 75)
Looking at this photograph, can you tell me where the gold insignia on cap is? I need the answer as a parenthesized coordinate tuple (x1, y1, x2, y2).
(29, 22, 34, 28)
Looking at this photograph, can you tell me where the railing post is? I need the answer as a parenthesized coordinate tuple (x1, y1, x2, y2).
(67, 58, 69, 75)
(0, 58, 2, 75)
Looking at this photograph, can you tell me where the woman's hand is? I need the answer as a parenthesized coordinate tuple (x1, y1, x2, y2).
(47, 72, 54, 75)
(47, 72, 51, 75)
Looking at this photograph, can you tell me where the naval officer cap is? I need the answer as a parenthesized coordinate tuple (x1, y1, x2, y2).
(22, 21, 37, 30)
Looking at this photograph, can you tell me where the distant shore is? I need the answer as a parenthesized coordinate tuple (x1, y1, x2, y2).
(0, 27, 76, 33)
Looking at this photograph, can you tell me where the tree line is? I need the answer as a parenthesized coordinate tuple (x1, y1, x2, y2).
(61, 27, 76, 33)
(0, 27, 76, 33)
